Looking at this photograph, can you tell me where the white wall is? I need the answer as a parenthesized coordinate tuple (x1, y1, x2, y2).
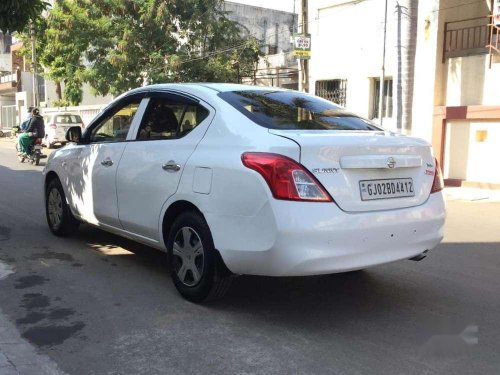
(0, 53, 10, 71)
(444, 120, 500, 184)
(444, 121, 470, 179)
(44, 80, 113, 107)
(410, 0, 440, 142)
(445, 55, 500, 106)
(224, 1, 297, 54)
(466, 121, 500, 184)
(308, 0, 407, 132)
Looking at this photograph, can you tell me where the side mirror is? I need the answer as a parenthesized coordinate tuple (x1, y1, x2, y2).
(65, 126, 82, 143)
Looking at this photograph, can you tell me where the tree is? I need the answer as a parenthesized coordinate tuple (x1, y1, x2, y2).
(0, 0, 49, 33)
(18, 0, 88, 105)
(79, 0, 262, 96)
(20, 0, 262, 103)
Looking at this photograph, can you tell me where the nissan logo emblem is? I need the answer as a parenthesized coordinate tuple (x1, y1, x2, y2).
(387, 157, 396, 169)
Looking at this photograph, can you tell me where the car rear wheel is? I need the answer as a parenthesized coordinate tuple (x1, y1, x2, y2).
(45, 178, 80, 236)
(167, 211, 233, 302)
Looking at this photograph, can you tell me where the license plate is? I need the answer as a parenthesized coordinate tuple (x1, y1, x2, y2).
(34, 145, 42, 150)
(359, 178, 415, 201)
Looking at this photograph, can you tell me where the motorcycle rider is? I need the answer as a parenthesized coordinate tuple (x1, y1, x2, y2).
(20, 106, 34, 131)
(11, 107, 32, 137)
(18, 108, 45, 157)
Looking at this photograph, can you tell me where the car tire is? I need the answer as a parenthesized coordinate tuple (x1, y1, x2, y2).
(167, 211, 233, 303)
(45, 178, 80, 237)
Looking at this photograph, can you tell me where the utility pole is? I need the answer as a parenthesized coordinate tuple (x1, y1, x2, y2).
(30, 22, 38, 108)
(379, 0, 388, 127)
(298, 0, 309, 93)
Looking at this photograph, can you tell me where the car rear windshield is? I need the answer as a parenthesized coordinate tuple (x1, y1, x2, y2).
(218, 90, 381, 131)
(55, 114, 82, 124)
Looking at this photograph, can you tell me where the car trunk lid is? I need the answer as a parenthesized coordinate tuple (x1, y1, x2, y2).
(269, 130, 436, 212)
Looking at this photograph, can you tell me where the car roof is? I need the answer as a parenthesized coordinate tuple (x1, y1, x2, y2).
(190, 83, 289, 93)
(127, 83, 289, 95)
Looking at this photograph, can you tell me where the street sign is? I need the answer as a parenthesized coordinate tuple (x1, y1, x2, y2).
(293, 33, 311, 59)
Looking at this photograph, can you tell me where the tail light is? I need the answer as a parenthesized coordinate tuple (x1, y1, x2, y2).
(241, 152, 332, 202)
(431, 158, 444, 193)
(35, 138, 42, 145)
(49, 123, 57, 129)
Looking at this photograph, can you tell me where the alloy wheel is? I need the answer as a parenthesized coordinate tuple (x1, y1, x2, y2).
(172, 227, 204, 287)
(47, 188, 63, 229)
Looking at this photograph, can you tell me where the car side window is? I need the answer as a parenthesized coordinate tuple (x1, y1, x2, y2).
(89, 100, 141, 143)
(136, 97, 209, 140)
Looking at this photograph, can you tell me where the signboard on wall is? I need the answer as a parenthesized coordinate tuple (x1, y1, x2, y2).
(292, 33, 311, 59)
(494, 0, 500, 26)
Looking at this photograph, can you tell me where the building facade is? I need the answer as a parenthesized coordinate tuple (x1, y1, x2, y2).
(307, 0, 500, 187)
(223, 1, 299, 89)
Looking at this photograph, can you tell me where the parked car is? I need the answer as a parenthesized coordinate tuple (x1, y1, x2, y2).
(43, 84, 446, 302)
(43, 112, 84, 148)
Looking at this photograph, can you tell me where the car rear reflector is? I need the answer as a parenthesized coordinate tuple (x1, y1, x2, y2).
(431, 158, 444, 193)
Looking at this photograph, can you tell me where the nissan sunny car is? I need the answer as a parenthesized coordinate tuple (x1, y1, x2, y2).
(43, 83, 446, 302)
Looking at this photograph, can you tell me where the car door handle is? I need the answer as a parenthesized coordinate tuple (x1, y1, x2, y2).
(162, 162, 181, 172)
(101, 158, 113, 167)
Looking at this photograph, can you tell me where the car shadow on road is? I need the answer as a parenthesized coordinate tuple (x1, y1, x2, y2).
(18, 205, 497, 364)
(73, 220, 498, 319)
(74, 221, 500, 305)
(74, 224, 169, 273)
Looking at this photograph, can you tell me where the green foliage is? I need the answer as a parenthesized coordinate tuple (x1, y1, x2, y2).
(17, 0, 87, 105)
(20, 0, 263, 102)
(63, 74, 83, 106)
(52, 99, 70, 107)
(80, 0, 262, 96)
(0, 0, 49, 33)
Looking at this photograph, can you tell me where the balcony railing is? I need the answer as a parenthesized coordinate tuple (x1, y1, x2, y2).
(488, 15, 500, 67)
(0, 71, 16, 84)
(442, 16, 489, 62)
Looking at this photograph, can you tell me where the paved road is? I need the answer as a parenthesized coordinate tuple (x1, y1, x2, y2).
(0, 137, 499, 375)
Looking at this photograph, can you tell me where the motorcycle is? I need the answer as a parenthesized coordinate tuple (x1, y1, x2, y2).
(15, 133, 47, 166)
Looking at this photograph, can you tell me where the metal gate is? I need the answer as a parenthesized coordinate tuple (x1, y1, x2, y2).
(1, 105, 16, 130)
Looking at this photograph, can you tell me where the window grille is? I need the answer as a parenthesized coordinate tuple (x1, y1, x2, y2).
(315, 79, 347, 107)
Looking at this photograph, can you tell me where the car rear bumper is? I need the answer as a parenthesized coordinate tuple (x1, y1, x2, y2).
(211, 193, 446, 276)
(45, 130, 67, 143)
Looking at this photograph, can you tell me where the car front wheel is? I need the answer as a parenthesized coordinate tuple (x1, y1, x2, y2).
(167, 211, 233, 302)
(45, 178, 80, 236)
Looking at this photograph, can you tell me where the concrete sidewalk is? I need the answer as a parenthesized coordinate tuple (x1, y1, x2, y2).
(444, 187, 500, 202)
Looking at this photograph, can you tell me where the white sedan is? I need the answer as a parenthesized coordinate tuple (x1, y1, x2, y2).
(43, 112, 84, 148)
(43, 84, 446, 302)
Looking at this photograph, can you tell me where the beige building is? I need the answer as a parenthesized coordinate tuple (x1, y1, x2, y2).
(307, 0, 500, 187)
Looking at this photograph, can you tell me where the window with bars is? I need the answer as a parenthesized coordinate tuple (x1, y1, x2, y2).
(372, 78, 393, 119)
(315, 79, 347, 107)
